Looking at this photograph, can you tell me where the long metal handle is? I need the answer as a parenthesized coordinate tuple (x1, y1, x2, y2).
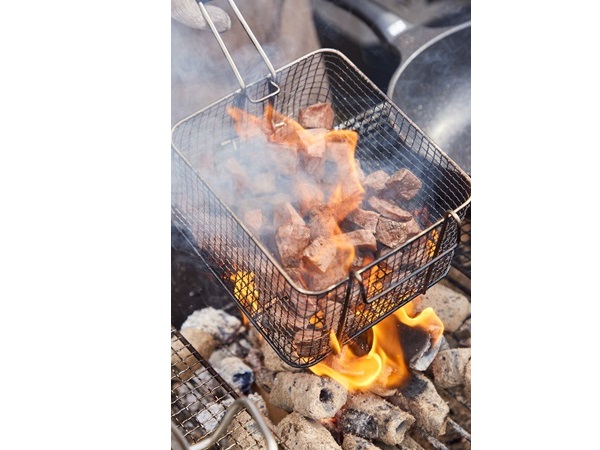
(325, 0, 410, 45)
(196, 0, 280, 103)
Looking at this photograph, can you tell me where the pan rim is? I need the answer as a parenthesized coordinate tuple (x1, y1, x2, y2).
(386, 20, 471, 99)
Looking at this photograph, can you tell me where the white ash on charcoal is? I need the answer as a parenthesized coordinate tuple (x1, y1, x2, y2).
(260, 339, 303, 373)
(342, 433, 380, 450)
(208, 355, 255, 395)
(367, 379, 402, 399)
(276, 412, 342, 450)
(228, 411, 274, 450)
(225, 394, 280, 450)
(338, 392, 415, 446)
(269, 371, 348, 420)
(171, 373, 232, 440)
(178, 328, 218, 360)
(247, 392, 269, 418)
(172, 378, 206, 415)
(388, 373, 449, 437)
(209, 336, 254, 361)
(195, 396, 235, 434)
(172, 365, 223, 391)
(431, 348, 471, 390)
(412, 283, 471, 334)
(253, 367, 279, 394)
(180, 307, 243, 344)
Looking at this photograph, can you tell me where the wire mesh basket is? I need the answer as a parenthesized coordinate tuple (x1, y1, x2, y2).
(171, 1, 471, 368)
(171, 326, 278, 450)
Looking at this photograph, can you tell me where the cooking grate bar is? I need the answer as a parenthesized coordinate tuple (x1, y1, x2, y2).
(446, 417, 471, 443)
(171, 327, 279, 449)
(416, 427, 450, 450)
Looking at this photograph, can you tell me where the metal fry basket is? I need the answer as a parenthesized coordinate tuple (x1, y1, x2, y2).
(171, 0, 471, 368)
(171, 327, 278, 450)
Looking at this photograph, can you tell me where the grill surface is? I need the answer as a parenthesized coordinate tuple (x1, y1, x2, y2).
(171, 49, 471, 368)
(171, 327, 277, 449)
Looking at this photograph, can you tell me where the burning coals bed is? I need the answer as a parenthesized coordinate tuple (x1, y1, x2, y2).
(171, 1, 471, 449)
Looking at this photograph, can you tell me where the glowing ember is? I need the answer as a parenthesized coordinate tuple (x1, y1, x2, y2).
(309, 299, 444, 392)
(230, 270, 260, 321)
(427, 230, 440, 257)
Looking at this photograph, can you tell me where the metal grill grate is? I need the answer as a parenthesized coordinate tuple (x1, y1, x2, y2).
(171, 49, 471, 368)
(171, 327, 278, 449)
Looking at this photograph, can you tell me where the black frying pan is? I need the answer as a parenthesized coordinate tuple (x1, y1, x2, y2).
(323, 0, 471, 174)
(389, 21, 470, 174)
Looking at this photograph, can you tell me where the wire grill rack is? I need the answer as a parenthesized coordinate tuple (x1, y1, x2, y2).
(171, 327, 278, 449)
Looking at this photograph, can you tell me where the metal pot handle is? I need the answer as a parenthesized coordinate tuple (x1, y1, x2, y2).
(322, 0, 470, 79)
(323, 0, 411, 46)
(195, 0, 280, 103)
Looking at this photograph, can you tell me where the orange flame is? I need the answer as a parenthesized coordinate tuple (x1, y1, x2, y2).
(309, 299, 444, 392)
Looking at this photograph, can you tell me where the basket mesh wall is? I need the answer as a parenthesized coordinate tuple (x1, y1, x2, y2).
(172, 49, 471, 368)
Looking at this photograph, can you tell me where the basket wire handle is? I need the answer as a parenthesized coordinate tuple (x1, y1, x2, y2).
(336, 270, 366, 342)
(196, 0, 281, 103)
